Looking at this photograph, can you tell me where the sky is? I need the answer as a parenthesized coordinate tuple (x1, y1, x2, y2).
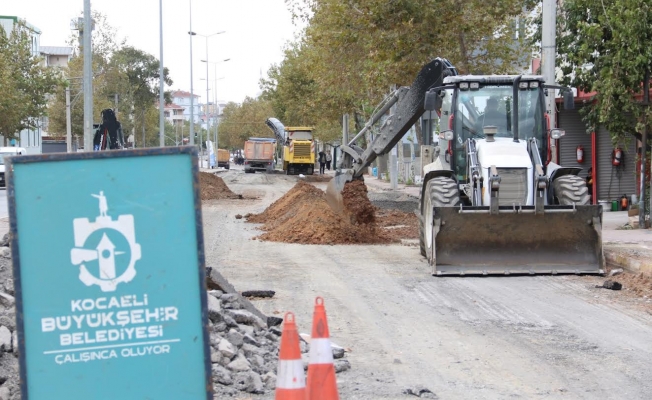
(4, 0, 305, 104)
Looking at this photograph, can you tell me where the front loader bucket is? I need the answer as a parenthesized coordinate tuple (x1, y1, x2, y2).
(427, 205, 604, 276)
(325, 171, 353, 214)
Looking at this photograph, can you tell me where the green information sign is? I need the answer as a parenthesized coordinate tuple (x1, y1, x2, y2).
(7, 148, 211, 399)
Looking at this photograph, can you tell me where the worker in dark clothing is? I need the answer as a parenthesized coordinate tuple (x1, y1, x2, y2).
(476, 98, 508, 135)
(318, 151, 326, 174)
(93, 109, 125, 150)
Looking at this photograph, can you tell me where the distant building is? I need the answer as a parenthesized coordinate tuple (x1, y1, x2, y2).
(0, 15, 42, 154)
(162, 103, 186, 126)
(171, 90, 201, 123)
(40, 46, 73, 68)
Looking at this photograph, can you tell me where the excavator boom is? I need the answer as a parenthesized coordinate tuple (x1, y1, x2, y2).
(326, 58, 457, 211)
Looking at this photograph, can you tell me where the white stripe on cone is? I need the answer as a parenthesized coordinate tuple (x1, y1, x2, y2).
(308, 338, 334, 364)
(276, 359, 306, 389)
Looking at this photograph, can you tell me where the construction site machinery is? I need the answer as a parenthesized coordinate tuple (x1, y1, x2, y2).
(326, 58, 604, 276)
(217, 148, 230, 170)
(266, 118, 315, 175)
(244, 138, 276, 173)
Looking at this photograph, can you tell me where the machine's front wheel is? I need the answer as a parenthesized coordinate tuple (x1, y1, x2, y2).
(553, 175, 590, 205)
(422, 177, 460, 263)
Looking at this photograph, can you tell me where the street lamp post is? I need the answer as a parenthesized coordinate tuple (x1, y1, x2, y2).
(188, 0, 195, 148)
(83, 0, 93, 152)
(190, 31, 225, 168)
(159, 0, 165, 147)
(201, 59, 228, 161)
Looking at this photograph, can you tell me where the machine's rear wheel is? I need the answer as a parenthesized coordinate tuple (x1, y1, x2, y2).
(422, 177, 460, 262)
(553, 175, 590, 205)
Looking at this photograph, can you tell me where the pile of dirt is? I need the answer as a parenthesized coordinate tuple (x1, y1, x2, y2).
(608, 269, 652, 297)
(246, 181, 416, 244)
(200, 172, 242, 200)
(342, 181, 376, 225)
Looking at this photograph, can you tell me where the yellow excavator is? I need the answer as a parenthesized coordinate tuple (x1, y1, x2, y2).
(326, 58, 604, 276)
(266, 118, 316, 175)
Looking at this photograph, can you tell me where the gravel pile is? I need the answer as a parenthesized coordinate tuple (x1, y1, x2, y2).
(0, 233, 20, 400)
(205, 269, 351, 397)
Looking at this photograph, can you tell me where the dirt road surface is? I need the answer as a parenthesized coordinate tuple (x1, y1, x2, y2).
(204, 167, 652, 399)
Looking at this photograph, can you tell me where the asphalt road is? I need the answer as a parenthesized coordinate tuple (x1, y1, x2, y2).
(201, 169, 652, 400)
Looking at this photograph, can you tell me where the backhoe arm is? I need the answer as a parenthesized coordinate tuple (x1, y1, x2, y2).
(349, 58, 457, 178)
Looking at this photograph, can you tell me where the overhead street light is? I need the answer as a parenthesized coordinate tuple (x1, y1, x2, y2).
(192, 31, 226, 168)
(187, 1, 196, 147)
(201, 58, 229, 152)
(159, 0, 164, 147)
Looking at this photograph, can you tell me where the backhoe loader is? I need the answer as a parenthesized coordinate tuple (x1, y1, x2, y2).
(326, 58, 604, 276)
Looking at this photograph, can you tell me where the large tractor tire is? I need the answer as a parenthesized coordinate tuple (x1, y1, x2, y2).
(553, 175, 590, 205)
(420, 177, 460, 261)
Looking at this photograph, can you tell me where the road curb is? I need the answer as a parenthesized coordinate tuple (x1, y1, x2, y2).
(604, 244, 652, 275)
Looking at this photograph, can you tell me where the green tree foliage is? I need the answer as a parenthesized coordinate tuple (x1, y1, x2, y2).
(218, 98, 275, 150)
(554, 0, 652, 143)
(262, 0, 534, 143)
(0, 21, 61, 143)
(48, 13, 172, 148)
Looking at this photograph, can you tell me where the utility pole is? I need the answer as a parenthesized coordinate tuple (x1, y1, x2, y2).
(641, 70, 649, 229)
(203, 37, 209, 168)
(83, 0, 93, 152)
(188, 0, 195, 147)
(66, 87, 72, 153)
(159, 0, 165, 147)
(542, 0, 557, 162)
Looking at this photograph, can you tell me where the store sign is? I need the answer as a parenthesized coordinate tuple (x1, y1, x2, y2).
(7, 148, 211, 400)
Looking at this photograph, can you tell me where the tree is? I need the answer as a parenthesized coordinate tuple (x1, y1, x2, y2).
(554, 0, 652, 144)
(218, 98, 275, 150)
(0, 21, 61, 144)
(262, 0, 535, 144)
(48, 13, 173, 148)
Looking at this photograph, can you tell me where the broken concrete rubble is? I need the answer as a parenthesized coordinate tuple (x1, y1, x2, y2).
(205, 267, 351, 396)
(0, 251, 350, 398)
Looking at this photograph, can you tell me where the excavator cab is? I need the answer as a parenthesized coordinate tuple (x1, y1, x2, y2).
(442, 82, 548, 186)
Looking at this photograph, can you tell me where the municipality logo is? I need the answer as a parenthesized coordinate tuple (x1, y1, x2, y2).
(70, 192, 142, 292)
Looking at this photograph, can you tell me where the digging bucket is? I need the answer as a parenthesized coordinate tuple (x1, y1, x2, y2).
(325, 171, 353, 214)
(426, 205, 604, 276)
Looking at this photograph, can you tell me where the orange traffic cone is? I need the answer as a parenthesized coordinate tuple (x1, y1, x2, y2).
(306, 297, 339, 400)
(275, 312, 306, 400)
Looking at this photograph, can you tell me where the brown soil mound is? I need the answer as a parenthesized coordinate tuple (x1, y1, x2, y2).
(342, 180, 375, 225)
(247, 181, 399, 244)
(608, 269, 652, 297)
(200, 172, 242, 200)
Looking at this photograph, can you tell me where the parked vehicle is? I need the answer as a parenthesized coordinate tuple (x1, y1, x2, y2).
(217, 149, 230, 169)
(244, 138, 276, 173)
(0, 147, 27, 187)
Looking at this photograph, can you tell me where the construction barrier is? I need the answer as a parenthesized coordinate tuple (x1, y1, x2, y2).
(275, 312, 306, 400)
(306, 297, 340, 400)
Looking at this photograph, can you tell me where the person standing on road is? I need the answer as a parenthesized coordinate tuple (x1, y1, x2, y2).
(318, 151, 326, 175)
(326, 151, 332, 170)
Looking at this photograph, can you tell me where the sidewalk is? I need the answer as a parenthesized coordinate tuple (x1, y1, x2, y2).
(360, 172, 652, 274)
